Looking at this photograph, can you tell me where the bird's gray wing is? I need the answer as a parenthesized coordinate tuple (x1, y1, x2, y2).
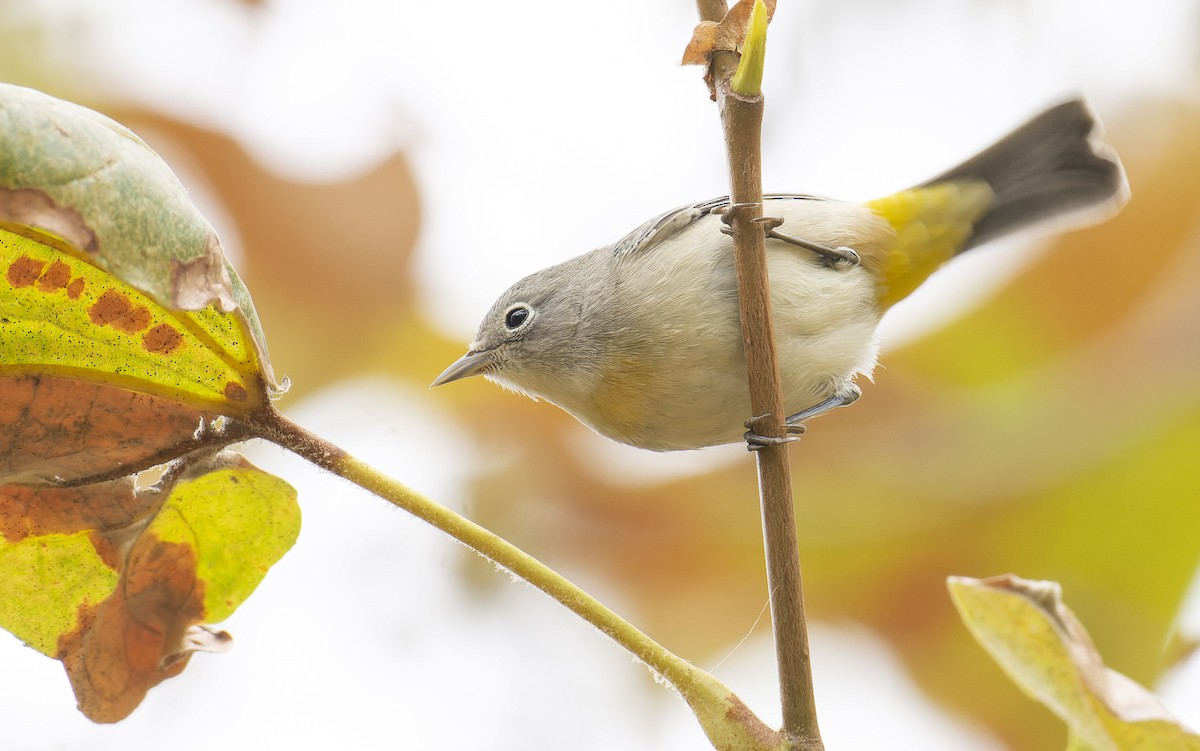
(611, 194, 825, 257)
(611, 199, 715, 257)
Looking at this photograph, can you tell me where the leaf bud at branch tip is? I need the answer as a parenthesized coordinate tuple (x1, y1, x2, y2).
(731, 0, 768, 96)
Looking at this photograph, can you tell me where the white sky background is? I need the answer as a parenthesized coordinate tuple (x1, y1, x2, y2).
(1, 1, 1199, 749)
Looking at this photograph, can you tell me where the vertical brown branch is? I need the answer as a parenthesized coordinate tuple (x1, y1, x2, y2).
(699, 2, 824, 749)
(720, 83, 822, 751)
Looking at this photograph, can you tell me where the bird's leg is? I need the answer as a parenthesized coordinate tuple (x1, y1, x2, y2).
(783, 385, 862, 432)
(715, 208, 861, 269)
(743, 413, 803, 451)
(712, 201, 860, 268)
(713, 201, 762, 226)
(764, 222, 861, 269)
(716, 202, 851, 263)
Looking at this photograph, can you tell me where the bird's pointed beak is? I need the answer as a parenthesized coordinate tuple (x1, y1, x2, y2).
(431, 349, 494, 387)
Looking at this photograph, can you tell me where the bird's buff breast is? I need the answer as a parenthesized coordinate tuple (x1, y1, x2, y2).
(574, 240, 882, 451)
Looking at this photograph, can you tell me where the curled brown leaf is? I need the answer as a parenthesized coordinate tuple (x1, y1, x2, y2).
(681, 0, 776, 66)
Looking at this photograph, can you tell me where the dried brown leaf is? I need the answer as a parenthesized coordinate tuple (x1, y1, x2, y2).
(681, 0, 776, 65)
(0, 478, 147, 543)
(682, 21, 720, 65)
(0, 375, 223, 484)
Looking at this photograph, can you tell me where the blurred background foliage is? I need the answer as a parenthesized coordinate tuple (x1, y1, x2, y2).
(1, 1, 1197, 750)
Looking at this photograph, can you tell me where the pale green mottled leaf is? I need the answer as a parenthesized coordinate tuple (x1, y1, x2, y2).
(950, 575, 1200, 751)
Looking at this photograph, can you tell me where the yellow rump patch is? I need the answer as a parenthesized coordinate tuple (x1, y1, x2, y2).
(866, 180, 995, 310)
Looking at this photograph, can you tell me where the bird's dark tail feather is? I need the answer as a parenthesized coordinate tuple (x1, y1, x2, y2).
(924, 99, 1128, 251)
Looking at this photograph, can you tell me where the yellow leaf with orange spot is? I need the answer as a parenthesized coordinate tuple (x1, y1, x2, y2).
(0, 454, 299, 723)
(0, 84, 299, 724)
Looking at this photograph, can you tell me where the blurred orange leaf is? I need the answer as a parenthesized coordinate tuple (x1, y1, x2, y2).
(110, 108, 422, 392)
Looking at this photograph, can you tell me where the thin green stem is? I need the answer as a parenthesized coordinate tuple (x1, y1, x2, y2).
(248, 405, 781, 751)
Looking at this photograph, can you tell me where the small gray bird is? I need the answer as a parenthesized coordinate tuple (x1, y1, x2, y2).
(434, 100, 1127, 451)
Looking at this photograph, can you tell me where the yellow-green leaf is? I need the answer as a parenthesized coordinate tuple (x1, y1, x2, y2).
(0, 82, 276, 386)
(0, 84, 299, 725)
(149, 458, 301, 623)
(0, 477, 143, 657)
(0, 453, 299, 723)
(1, 221, 270, 484)
(949, 575, 1200, 751)
(0, 87, 283, 486)
(0, 529, 122, 656)
(1, 223, 263, 412)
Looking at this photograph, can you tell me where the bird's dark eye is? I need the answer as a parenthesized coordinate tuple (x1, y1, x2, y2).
(504, 305, 531, 330)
